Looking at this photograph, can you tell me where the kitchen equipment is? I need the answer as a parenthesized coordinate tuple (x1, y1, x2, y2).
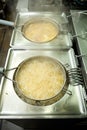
(13, 55, 70, 106)
(0, 48, 86, 119)
(70, 10, 87, 88)
(0, 14, 69, 45)
(10, 12, 72, 49)
(22, 18, 59, 43)
(0, 55, 83, 106)
(0, 18, 60, 45)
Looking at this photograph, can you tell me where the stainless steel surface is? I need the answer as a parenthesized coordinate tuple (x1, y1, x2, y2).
(0, 48, 86, 119)
(10, 12, 72, 49)
(0, 0, 87, 128)
(16, 0, 63, 13)
(28, 0, 61, 12)
(16, 0, 28, 12)
(70, 10, 87, 84)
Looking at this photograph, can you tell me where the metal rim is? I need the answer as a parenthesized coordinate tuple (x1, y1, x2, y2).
(13, 56, 69, 106)
(21, 17, 60, 43)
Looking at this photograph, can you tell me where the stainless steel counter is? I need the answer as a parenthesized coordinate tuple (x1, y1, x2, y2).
(0, 1, 86, 119)
(1, 0, 87, 128)
(70, 10, 87, 87)
(0, 48, 86, 119)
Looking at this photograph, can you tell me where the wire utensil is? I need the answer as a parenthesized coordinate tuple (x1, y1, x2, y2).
(0, 67, 17, 83)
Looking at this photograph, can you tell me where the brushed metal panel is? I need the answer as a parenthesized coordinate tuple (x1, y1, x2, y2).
(0, 48, 86, 119)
